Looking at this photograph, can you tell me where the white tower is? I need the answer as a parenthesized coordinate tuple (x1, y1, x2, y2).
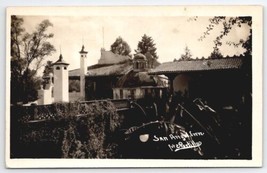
(52, 54, 69, 102)
(79, 45, 88, 100)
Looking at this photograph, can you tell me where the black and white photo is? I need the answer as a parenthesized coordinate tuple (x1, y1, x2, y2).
(6, 6, 263, 168)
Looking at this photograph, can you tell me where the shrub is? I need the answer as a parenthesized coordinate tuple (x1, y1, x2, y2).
(15, 100, 122, 158)
(61, 101, 122, 158)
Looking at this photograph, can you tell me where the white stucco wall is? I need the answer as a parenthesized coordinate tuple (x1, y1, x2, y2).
(54, 65, 69, 102)
(80, 53, 87, 100)
(37, 87, 53, 105)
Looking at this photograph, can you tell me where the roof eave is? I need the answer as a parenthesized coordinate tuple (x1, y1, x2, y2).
(149, 67, 241, 75)
(53, 62, 70, 66)
(79, 51, 88, 54)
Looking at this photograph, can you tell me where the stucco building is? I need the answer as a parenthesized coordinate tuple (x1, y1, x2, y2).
(149, 56, 252, 109)
(38, 45, 165, 104)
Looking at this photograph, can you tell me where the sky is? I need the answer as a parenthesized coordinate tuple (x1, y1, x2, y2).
(20, 15, 250, 75)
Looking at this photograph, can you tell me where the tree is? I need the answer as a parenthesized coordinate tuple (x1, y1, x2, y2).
(41, 60, 54, 88)
(180, 46, 193, 61)
(136, 34, 159, 68)
(208, 47, 224, 59)
(136, 34, 158, 59)
(11, 16, 56, 104)
(198, 17, 252, 56)
(69, 80, 80, 92)
(43, 60, 53, 77)
(110, 36, 131, 56)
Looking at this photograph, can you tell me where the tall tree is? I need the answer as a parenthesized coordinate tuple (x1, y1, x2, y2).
(180, 46, 193, 61)
(198, 16, 252, 57)
(136, 34, 159, 68)
(110, 36, 131, 56)
(136, 34, 158, 59)
(11, 16, 56, 104)
(208, 47, 224, 59)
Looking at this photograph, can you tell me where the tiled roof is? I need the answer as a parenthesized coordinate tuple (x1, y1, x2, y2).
(69, 68, 81, 77)
(116, 70, 165, 88)
(150, 57, 244, 75)
(98, 50, 131, 65)
(87, 63, 132, 77)
(69, 50, 132, 77)
(69, 62, 132, 77)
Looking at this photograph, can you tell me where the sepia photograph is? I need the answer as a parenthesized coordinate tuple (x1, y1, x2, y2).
(6, 6, 262, 168)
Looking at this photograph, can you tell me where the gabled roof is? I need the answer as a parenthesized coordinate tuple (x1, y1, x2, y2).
(69, 62, 132, 78)
(98, 50, 131, 65)
(69, 50, 132, 78)
(149, 57, 245, 75)
(87, 62, 132, 77)
(69, 68, 81, 77)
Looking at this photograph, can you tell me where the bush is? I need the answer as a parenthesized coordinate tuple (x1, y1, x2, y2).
(61, 101, 122, 158)
(15, 100, 122, 158)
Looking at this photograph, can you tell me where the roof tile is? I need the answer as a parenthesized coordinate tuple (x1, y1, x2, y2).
(150, 57, 244, 74)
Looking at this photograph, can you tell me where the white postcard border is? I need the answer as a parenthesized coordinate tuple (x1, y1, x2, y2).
(5, 6, 263, 168)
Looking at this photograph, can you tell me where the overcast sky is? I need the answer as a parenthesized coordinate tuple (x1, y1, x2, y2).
(20, 16, 250, 74)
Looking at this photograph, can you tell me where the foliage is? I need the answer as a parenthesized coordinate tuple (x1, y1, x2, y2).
(64, 101, 122, 158)
(136, 34, 158, 59)
(208, 48, 224, 59)
(198, 16, 252, 57)
(43, 60, 53, 77)
(11, 16, 56, 104)
(110, 36, 131, 56)
(41, 60, 54, 87)
(135, 34, 159, 68)
(16, 101, 122, 158)
(180, 46, 193, 61)
(69, 80, 80, 92)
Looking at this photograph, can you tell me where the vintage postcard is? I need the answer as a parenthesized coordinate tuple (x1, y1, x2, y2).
(6, 6, 263, 168)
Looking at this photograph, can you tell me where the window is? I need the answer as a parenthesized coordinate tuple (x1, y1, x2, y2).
(51, 87, 54, 97)
(140, 63, 144, 69)
(56, 66, 60, 70)
(145, 88, 151, 97)
(120, 89, 123, 99)
(64, 67, 67, 70)
(81, 55, 83, 57)
(131, 89, 135, 99)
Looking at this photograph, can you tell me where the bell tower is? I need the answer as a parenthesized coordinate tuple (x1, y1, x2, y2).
(79, 45, 88, 100)
(52, 54, 69, 102)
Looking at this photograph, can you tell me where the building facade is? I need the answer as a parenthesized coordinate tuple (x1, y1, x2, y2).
(38, 45, 165, 105)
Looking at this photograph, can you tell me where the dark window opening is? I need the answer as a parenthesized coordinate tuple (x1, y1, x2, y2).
(136, 62, 139, 69)
(56, 66, 60, 70)
(130, 89, 135, 99)
(120, 89, 123, 98)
